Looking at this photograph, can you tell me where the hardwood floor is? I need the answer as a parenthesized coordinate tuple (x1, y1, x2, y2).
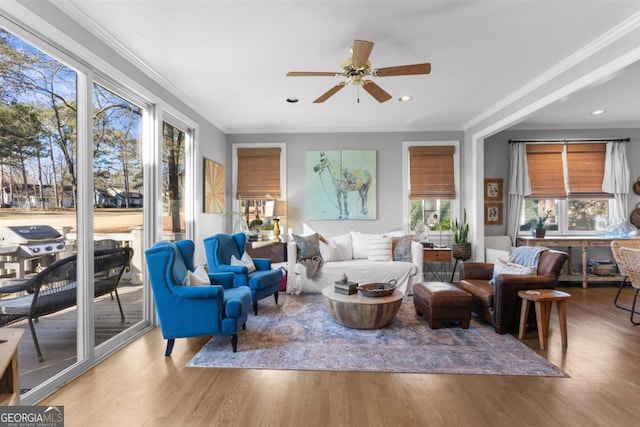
(40, 284, 640, 426)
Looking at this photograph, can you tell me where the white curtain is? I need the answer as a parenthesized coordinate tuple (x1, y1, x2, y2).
(506, 143, 531, 244)
(602, 141, 630, 222)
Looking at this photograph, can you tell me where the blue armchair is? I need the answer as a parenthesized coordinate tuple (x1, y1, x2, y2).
(144, 240, 251, 355)
(203, 233, 281, 315)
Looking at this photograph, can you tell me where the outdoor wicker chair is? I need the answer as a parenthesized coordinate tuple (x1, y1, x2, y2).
(617, 246, 640, 325)
(610, 239, 640, 313)
(0, 247, 133, 361)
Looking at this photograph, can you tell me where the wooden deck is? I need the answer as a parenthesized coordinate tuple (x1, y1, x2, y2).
(3, 285, 143, 391)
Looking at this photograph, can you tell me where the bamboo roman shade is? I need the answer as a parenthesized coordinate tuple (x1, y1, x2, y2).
(236, 147, 281, 200)
(565, 143, 609, 197)
(525, 142, 609, 199)
(525, 144, 567, 199)
(408, 146, 456, 200)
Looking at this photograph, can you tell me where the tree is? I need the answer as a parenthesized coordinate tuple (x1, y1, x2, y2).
(163, 123, 184, 232)
(1, 29, 77, 208)
(0, 103, 43, 208)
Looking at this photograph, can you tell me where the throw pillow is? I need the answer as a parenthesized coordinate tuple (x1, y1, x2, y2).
(332, 233, 353, 260)
(368, 237, 392, 261)
(490, 257, 536, 285)
(193, 263, 209, 278)
(391, 235, 413, 262)
(293, 233, 320, 260)
(351, 231, 378, 259)
(182, 269, 210, 286)
(319, 240, 345, 262)
(230, 251, 257, 273)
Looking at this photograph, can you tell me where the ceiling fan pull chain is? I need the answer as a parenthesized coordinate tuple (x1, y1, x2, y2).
(357, 84, 360, 103)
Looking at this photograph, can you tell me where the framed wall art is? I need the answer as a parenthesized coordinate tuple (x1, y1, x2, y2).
(485, 203, 503, 225)
(203, 158, 225, 213)
(306, 150, 377, 220)
(484, 178, 503, 201)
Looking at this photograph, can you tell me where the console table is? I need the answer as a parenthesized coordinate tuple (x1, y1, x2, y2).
(245, 241, 287, 263)
(516, 236, 629, 288)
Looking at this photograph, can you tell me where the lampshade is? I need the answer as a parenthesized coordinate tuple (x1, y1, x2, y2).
(273, 200, 287, 218)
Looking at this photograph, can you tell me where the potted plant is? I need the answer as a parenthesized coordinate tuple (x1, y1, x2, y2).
(451, 209, 472, 260)
(532, 209, 552, 238)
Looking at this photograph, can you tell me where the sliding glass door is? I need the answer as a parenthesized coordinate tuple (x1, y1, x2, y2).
(92, 83, 145, 351)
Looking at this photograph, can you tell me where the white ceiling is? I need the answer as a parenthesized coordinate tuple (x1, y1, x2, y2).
(61, 1, 640, 134)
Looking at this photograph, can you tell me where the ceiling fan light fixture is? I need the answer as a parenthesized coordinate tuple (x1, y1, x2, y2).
(286, 39, 430, 103)
(591, 109, 606, 115)
(399, 95, 412, 102)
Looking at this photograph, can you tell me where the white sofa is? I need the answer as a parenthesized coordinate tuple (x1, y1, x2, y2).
(286, 231, 423, 295)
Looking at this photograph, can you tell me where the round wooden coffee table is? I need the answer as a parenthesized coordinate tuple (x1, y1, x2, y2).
(322, 286, 404, 329)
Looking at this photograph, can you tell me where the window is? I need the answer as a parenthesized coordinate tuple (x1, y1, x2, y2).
(92, 82, 144, 349)
(233, 144, 285, 233)
(0, 26, 81, 389)
(520, 143, 610, 234)
(162, 121, 187, 237)
(403, 142, 459, 240)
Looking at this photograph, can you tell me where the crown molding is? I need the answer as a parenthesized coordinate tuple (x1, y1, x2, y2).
(53, 0, 227, 133)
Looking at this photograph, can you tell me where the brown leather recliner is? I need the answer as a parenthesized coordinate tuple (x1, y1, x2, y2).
(457, 249, 568, 334)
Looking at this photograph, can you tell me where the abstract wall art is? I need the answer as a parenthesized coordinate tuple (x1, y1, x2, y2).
(203, 158, 225, 213)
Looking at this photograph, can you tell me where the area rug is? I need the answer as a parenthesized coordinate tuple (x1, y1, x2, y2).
(187, 293, 567, 377)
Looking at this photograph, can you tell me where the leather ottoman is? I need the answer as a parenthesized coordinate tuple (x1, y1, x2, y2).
(413, 282, 472, 329)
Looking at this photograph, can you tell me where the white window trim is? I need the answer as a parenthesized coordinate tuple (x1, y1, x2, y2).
(402, 140, 461, 235)
(518, 198, 614, 236)
(518, 141, 614, 236)
(160, 112, 198, 242)
(231, 142, 287, 214)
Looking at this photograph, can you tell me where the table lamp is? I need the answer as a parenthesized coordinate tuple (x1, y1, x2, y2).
(272, 201, 287, 242)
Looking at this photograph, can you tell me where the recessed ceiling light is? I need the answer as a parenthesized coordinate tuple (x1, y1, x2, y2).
(399, 95, 412, 102)
(286, 98, 299, 103)
(591, 109, 606, 115)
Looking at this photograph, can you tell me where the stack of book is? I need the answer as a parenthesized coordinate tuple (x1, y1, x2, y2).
(334, 280, 358, 295)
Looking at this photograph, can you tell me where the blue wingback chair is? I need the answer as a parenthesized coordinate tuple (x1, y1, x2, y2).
(203, 233, 281, 315)
(145, 240, 251, 355)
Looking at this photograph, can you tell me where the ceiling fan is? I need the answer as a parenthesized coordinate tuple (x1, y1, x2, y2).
(286, 39, 431, 103)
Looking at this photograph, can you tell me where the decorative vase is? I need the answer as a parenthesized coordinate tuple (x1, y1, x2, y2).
(452, 242, 472, 260)
(532, 228, 546, 238)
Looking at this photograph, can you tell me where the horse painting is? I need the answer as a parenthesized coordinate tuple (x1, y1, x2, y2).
(313, 151, 373, 219)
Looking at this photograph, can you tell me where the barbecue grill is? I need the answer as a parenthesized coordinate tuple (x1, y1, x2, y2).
(0, 225, 67, 277)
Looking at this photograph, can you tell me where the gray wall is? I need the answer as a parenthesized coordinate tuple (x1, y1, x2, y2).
(228, 131, 463, 238)
(484, 127, 640, 265)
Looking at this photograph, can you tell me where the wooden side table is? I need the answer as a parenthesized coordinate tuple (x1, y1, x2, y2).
(518, 289, 571, 350)
(423, 247, 452, 282)
(0, 328, 24, 405)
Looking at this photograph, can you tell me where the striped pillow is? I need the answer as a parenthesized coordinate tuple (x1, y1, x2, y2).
(368, 237, 392, 262)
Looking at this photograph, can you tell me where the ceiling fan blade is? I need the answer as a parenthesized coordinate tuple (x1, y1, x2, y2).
(313, 82, 347, 103)
(351, 39, 374, 69)
(374, 63, 431, 77)
(362, 80, 392, 103)
(287, 71, 340, 77)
